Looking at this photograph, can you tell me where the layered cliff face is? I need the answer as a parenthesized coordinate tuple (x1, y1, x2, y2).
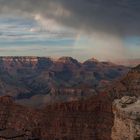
(0, 56, 128, 107)
(0, 94, 113, 140)
(0, 96, 43, 139)
(112, 96, 140, 140)
(43, 92, 113, 140)
(110, 65, 140, 140)
(0, 64, 139, 139)
(108, 64, 140, 99)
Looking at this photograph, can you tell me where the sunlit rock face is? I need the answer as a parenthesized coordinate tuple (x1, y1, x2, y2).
(112, 96, 140, 140)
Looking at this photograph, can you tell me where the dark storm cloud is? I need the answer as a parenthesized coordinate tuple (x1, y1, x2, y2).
(0, 0, 140, 36)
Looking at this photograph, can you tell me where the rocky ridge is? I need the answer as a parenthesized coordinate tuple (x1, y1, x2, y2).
(0, 56, 129, 107)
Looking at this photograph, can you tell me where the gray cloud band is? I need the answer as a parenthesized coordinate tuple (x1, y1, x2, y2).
(0, 0, 140, 36)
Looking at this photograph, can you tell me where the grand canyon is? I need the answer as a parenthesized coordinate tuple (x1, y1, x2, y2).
(0, 0, 140, 139)
(0, 57, 139, 140)
(0, 56, 129, 107)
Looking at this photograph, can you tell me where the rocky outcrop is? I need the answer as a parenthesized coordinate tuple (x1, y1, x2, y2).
(109, 65, 140, 140)
(112, 96, 140, 140)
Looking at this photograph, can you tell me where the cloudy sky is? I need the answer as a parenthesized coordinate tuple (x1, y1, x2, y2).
(0, 0, 140, 61)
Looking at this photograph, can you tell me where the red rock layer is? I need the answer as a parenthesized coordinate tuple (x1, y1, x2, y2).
(108, 64, 140, 98)
(0, 65, 139, 140)
(0, 93, 113, 140)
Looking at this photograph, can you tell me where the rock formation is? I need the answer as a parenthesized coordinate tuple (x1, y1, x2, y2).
(0, 93, 113, 140)
(112, 96, 140, 140)
(0, 60, 139, 139)
(0, 56, 128, 107)
(110, 65, 140, 140)
(108, 64, 140, 99)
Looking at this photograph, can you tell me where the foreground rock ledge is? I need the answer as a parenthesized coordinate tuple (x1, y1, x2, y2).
(0, 94, 113, 140)
(112, 96, 140, 140)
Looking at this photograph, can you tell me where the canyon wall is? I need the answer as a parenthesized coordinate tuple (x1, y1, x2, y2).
(0, 93, 113, 140)
(0, 64, 139, 139)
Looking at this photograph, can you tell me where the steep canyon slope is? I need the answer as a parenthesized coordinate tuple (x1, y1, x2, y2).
(41, 65, 140, 139)
(0, 65, 139, 139)
(0, 56, 129, 106)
